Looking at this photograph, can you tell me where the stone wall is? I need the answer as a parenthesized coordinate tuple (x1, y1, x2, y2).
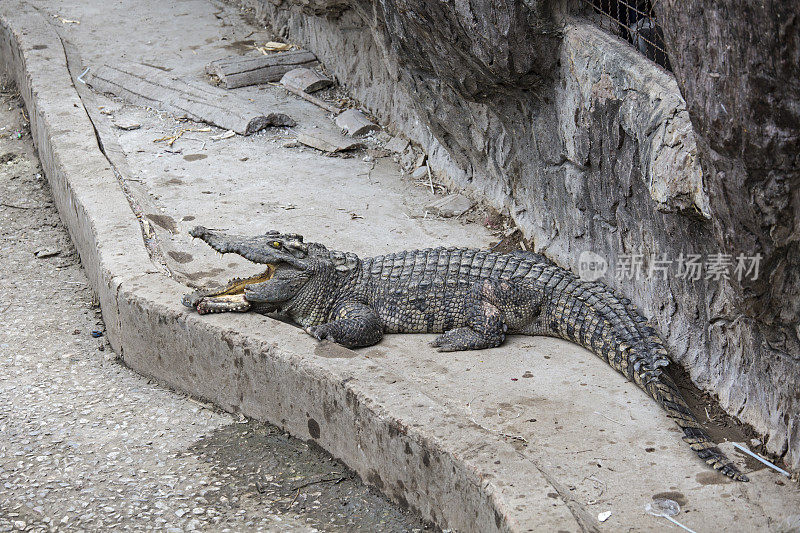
(244, 0, 799, 470)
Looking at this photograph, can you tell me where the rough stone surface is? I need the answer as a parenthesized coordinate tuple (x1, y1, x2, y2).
(424, 193, 473, 218)
(296, 131, 364, 152)
(246, 0, 800, 470)
(207, 49, 319, 89)
(87, 61, 296, 134)
(653, 0, 800, 466)
(384, 135, 409, 153)
(335, 108, 379, 136)
(280, 66, 332, 93)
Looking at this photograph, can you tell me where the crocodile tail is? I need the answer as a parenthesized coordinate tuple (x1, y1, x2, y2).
(644, 372, 749, 481)
(627, 315, 749, 482)
(545, 275, 749, 481)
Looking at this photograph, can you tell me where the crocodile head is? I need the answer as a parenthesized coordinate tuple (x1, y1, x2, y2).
(188, 225, 313, 268)
(182, 226, 340, 315)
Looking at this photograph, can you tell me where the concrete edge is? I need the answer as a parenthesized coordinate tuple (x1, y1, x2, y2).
(0, 4, 587, 532)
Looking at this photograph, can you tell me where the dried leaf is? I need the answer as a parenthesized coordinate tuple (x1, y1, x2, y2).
(153, 127, 213, 146)
(263, 41, 292, 51)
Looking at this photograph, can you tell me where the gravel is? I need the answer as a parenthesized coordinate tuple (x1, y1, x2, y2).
(0, 80, 425, 532)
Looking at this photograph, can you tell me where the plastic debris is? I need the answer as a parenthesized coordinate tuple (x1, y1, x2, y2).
(597, 511, 612, 522)
(732, 442, 790, 477)
(91, 330, 104, 338)
(646, 499, 696, 533)
(76, 67, 90, 84)
(51, 14, 80, 24)
(646, 499, 679, 517)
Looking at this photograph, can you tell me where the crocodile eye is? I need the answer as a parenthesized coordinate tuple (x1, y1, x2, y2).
(272, 241, 282, 248)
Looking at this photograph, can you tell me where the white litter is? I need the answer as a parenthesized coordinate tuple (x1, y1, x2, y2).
(211, 130, 236, 140)
(732, 442, 790, 477)
(645, 499, 696, 533)
(76, 67, 90, 84)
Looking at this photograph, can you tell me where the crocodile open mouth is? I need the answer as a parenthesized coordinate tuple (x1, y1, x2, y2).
(192, 265, 275, 315)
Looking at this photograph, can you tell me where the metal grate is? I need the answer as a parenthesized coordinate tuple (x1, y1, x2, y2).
(582, 0, 672, 71)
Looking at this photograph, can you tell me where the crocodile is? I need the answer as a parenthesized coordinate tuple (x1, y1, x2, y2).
(183, 225, 749, 482)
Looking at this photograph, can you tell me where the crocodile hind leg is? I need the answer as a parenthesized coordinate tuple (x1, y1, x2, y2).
(307, 301, 384, 348)
(431, 278, 543, 352)
(430, 324, 506, 351)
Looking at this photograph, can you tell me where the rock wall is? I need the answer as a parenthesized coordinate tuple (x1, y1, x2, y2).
(244, 0, 800, 469)
(652, 0, 800, 465)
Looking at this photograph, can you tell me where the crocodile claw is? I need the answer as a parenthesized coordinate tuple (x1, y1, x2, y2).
(307, 325, 334, 342)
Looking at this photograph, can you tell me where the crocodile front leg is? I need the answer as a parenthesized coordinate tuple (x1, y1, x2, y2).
(307, 301, 384, 348)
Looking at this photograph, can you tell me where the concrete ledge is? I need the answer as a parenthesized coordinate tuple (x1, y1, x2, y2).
(0, 4, 582, 531)
(245, 0, 799, 469)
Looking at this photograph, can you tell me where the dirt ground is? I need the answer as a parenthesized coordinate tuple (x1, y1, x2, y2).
(0, 81, 425, 532)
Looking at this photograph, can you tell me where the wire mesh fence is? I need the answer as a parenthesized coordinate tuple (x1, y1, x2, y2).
(582, 0, 672, 71)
